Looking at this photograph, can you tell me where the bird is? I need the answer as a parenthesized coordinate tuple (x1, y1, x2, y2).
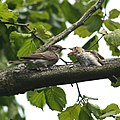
(68, 46, 117, 83)
(10, 45, 66, 69)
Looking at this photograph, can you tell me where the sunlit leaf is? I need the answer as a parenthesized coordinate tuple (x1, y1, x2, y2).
(34, 25, 53, 40)
(0, 2, 18, 22)
(46, 87, 66, 111)
(10, 31, 31, 49)
(74, 26, 91, 38)
(17, 39, 37, 57)
(29, 22, 52, 31)
(58, 104, 81, 120)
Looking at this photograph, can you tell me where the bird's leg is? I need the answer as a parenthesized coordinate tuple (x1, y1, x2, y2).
(60, 58, 72, 65)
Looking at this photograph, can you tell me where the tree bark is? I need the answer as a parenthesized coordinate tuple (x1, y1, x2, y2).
(0, 58, 120, 96)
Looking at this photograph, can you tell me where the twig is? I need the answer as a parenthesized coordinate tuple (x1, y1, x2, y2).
(36, 0, 104, 52)
(76, 83, 82, 102)
(3, 22, 45, 44)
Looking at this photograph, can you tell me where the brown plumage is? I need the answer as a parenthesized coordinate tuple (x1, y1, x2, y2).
(10, 45, 65, 68)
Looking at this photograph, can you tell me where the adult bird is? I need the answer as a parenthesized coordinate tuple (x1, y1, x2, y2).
(10, 45, 66, 69)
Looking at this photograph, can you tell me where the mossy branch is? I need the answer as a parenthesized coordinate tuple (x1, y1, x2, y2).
(0, 58, 120, 96)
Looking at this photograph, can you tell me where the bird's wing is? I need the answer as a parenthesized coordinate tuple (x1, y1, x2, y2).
(21, 51, 58, 61)
(87, 50, 104, 65)
(87, 50, 104, 59)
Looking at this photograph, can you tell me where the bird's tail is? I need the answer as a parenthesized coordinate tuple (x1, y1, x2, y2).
(9, 60, 26, 65)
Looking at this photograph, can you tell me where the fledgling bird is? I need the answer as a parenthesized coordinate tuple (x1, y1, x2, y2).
(10, 45, 65, 69)
(68, 46, 117, 83)
(69, 47, 103, 66)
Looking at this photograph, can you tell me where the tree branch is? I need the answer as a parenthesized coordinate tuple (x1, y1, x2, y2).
(36, 0, 104, 52)
(0, 58, 120, 96)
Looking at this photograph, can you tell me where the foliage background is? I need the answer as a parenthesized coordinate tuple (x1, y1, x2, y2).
(0, 0, 120, 120)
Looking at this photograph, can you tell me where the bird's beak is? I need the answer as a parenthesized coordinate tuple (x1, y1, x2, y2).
(62, 47, 66, 50)
(69, 48, 73, 50)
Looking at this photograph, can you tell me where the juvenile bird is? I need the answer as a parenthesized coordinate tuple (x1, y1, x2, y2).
(10, 45, 65, 69)
(69, 46, 117, 83)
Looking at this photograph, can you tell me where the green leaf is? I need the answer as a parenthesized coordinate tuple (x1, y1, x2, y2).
(104, 29, 120, 47)
(17, 39, 37, 57)
(34, 25, 53, 40)
(100, 103, 120, 119)
(58, 104, 81, 120)
(29, 10, 49, 20)
(109, 46, 120, 56)
(85, 15, 102, 33)
(75, 15, 102, 38)
(0, 2, 18, 22)
(116, 116, 120, 120)
(6, 0, 24, 9)
(74, 26, 91, 38)
(0, 51, 8, 69)
(112, 77, 120, 87)
(27, 90, 46, 109)
(8, 103, 19, 119)
(87, 103, 101, 119)
(29, 22, 52, 31)
(79, 106, 94, 120)
(0, 96, 15, 106)
(109, 9, 120, 19)
(102, 103, 120, 113)
(104, 19, 120, 31)
(26, 0, 44, 5)
(0, 107, 8, 120)
(10, 31, 31, 49)
(61, 0, 80, 23)
(104, 29, 120, 56)
(0, 22, 8, 42)
(74, 0, 96, 15)
(46, 86, 66, 111)
(83, 35, 99, 51)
